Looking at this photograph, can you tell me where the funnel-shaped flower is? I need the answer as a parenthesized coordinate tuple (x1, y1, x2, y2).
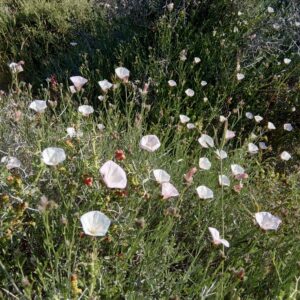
(196, 185, 214, 199)
(9, 62, 23, 73)
(259, 142, 268, 150)
(280, 151, 291, 161)
(97, 124, 105, 131)
(179, 114, 190, 124)
(283, 123, 293, 131)
(219, 175, 230, 186)
(245, 112, 253, 119)
(255, 212, 281, 231)
(168, 80, 177, 87)
(167, 3, 174, 12)
(115, 67, 130, 81)
(153, 169, 170, 183)
(140, 135, 161, 152)
(187, 123, 196, 129)
(67, 127, 82, 138)
(194, 57, 201, 64)
(267, 122, 276, 130)
(161, 182, 179, 199)
(42, 147, 66, 166)
(219, 115, 227, 123)
(254, 115, 263, 123)
(237, 73, 245, 81)
(215, 149, 227, 160)
(225, 130, 235, 140)
(29, 100, 47, 113)
(208, 227, 229, 247)
(70, 76, 88, 91)
(98, 79, 113, 92)
(185, 89, 195, 97)
(80, 211, 111, 236)
(231, 164, 245, 176)
(199, 157, 211, 170)
(1, 156, 21, 169)
(198, 134, 214, 148)
(100, 160, 127, 189)
(78, 105, 94, 116)
(248, 143, 259, 154)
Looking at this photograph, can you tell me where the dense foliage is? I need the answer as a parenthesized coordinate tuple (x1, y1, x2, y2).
(0, 0, 299, 299)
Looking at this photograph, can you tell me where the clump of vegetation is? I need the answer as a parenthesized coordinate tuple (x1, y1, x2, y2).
(0, 0, 299, 299)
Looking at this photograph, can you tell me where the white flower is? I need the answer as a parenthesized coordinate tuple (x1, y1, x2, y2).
(218, 175, 230, 186)
(267, 6, 274, 13)
(203, 97, 208, 103)
(237, 73, 245, 81)
(100, 160, 127, 189)
(267, 122, 276, 130)
(153, 169, 171, 184)
(80, 211, 111, 236)
(219, 115, 227, 123)
(29, 100, 47, 113)
(284, 58, 291, 65)
(97, 123, 105, 131)
(199, 157, 211, 170)
(69, 86, 77, 94)
(198, 134, 214, 148)
(9, 62, 23, 73)
(1, 156, 21, 169)
(196, 185, 214, 199)
(273, 23, 280, 30)
(161, 182, 179, 199)
(42, 147, 66, 166)
(78, 105, 94, 116)
(254, 115, 263, 123)
(185, 88, 195, 97)
(70, 76, 88, 91)
(139, 135, 161, 152)
(194, 57, 201, 64)
(167, 3, 174, 12)
(215, 149, 228, 160)
(259, 142, 268, 150)
(187, 123, 196, 129)
(201, 80, 207, 86)
(280, 151, 291, 161)
(70, 42, 78, 46)
(231, 164, 245, 176)
(67, 127, 76, 138)
(248, 143, 259, 154)
(179, 114, 190, 124)
(168, 80, 177, 87)
(295, 21, 300, 27)
(115, 67, 130, 81)
(255, 212, 281, 231)
(245, 112, 254, 119)
(208, 227, 229, 247)
(66, 127, 82, 138)
(225, 130, 235, 140)
(283, 123, 293, 131)
(98, 79, 113, 92)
